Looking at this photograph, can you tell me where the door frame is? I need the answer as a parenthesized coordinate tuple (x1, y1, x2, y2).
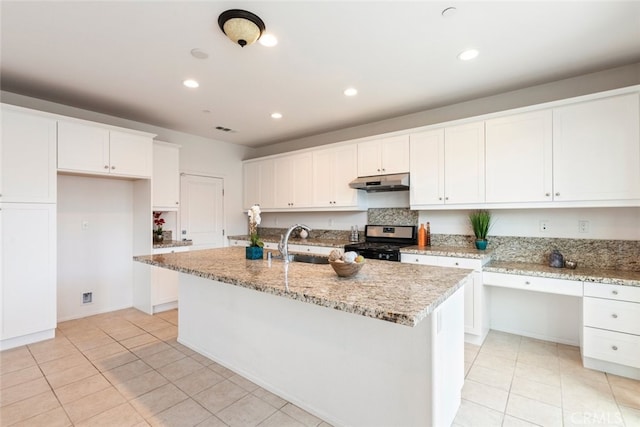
(179, 172, 226, 247)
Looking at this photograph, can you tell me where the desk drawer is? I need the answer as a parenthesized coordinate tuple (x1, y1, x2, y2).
(483, 272, 583, 296)
(438, 257, 483, 271)
(584, 283, 640, 303)
(584, 297, 640, 335)
(583, 327, 640, 368)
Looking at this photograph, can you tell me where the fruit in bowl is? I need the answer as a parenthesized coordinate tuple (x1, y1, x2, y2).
(328, 250, 365, 277)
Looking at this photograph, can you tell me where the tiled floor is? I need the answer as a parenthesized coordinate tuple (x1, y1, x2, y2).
(0, 309, 638, 427)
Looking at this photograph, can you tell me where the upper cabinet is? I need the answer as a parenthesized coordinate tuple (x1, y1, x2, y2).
(1, 106, 57, 203)
(552, 94, 640, 202)
(153, 141, 180, 210)
(485, 110, 553, 203)
(357, 135, 409, 176)
(410, 122, 485, 207)
(312, 144, 360, 208)
(274, 152, 313, 209)
(58, 120, 153, 178)
(243, 158, 275, 210)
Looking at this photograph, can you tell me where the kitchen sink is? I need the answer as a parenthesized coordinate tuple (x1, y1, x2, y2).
(290, 254, 330, 264)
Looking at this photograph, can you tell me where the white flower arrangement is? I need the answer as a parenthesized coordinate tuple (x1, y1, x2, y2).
(248, 204, 263, 247)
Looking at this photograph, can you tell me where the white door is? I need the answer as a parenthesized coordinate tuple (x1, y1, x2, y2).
(180, 174, 224, 249)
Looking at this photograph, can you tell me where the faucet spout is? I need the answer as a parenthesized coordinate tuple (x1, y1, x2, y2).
(279, 224, 312, 262)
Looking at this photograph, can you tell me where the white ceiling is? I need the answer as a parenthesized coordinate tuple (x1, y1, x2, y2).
(2, 1, 640, 148)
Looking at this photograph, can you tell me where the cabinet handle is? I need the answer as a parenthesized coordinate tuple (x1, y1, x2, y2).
(455, 262, 459, 266)
(612, 313, 618, 319)
(445, 197, 449, 201)
(545, 193, 550, 197)
(382, 168, 386, 172)
(176, 201, 179, 205)
(524, 281, 531, 285)
(555, 192, 560, 196)
(377, 168, 381, 172)
(612, 290, 618, 295)
(415, 258, 419, 263)
(111, 166, 116, 170)
(438, 197, 443, 201)
(612, 345, 618, 351)
(104, 165, 109, 169)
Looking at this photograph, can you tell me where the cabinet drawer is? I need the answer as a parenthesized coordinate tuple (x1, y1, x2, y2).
(483, 272, 583, 296)
(584, 283, 640, 303)
(584, 297, 640, 335)
(438, 257, 483, 271)
(583, 327, 640, 368)
(288, 244, 334, 256)
(400, 254, 439, 266)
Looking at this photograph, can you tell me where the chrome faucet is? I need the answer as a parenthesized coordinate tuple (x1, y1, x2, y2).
(279, 224, 312, 262)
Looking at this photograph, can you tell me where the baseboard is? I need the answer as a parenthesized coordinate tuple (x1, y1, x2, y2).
(0, 329, 55, 351)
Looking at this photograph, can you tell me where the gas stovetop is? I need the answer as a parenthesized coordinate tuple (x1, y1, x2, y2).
(344, 225, 417, 261)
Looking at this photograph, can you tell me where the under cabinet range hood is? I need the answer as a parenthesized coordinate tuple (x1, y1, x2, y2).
(349, 173, 410, 192)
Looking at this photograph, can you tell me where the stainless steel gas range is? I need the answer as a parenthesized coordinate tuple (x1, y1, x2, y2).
(344, 225, 417, 262)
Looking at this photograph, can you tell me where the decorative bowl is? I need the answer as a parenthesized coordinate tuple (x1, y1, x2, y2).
(329, 260, 364, 277)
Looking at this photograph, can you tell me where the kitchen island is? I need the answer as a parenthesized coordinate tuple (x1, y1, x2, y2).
(134, 247, 473, 427)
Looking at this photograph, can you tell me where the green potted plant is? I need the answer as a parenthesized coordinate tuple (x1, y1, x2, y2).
(246, 205, 264, 259)
(469, 210, 491, 250)
(153, 211, 165, 243)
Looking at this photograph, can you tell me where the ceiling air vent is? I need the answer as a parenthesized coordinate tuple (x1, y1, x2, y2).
(215, 126, 235, 132)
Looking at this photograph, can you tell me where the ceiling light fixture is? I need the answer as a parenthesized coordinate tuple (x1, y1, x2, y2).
(271, 112, 283, 119)
(344, 88, 358, 97)
(458, 49, 479, 61)
(183, 79, 199, 88)
(218, 9, 266, 47)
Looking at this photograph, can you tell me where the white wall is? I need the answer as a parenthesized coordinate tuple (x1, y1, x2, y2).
(57, 175, 135, 321)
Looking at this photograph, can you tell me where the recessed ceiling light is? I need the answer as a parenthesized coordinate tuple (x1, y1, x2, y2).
(344, 87, 358, 97)
(457, 49, 479, 61)
(183, 79, 199, 88)
(271, 112, 283, 119)
(259, 33, 278, 47)
(190, 48, 209, 59)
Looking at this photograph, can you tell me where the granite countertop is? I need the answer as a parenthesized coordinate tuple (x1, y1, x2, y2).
(401, 245, 493, 260)
(153, 240, 193, 249)
(227, 235, 351, 248)
(485, 261, 640, 287)
(134, 246, 473, 327)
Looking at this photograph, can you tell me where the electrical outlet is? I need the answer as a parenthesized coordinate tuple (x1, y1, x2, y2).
(82, 292, 93, 304)
(539, 220, 549, 232)
(579, 220, 590, 233)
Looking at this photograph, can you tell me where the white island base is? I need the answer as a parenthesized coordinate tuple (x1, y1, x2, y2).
(178, 272, 465, 427)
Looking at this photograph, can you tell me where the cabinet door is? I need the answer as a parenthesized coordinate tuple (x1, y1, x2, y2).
(244, 159, 275, 210)
(151, 267, 179, 306)
(410, 129, 445, 206)
(357, 140, 381, 176)
(444, 122, 485, 204)
(110, 131, 152, 178)
(485, 110, 553, 203)
(553, 94, 640, 201)
(57, 121, 110, 175)
(1, 108, 57, 203)
(273, 156, 293, 208)
(153, 142, 180, 209)
(291, 153, 313, 208)
(312, 149, 334, 206)
(0, 203, 56, 340)
(243, 161, 260, 210)
(380, 135, 410, 174)
(332, 144, 359, 206)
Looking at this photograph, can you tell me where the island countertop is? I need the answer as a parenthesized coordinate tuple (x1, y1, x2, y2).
(134, 246, 473, 327)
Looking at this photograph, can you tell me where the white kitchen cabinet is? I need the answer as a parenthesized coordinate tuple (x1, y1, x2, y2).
(312, 144, 361, 208)
(553, 93, 640, 202)
(243, 158, 275, 210)
(485, 110, 553, 203)
(273, 153, 313, 209)
(58, 120, 153, 178)
(357, 135, 409, 177)
(482, 272, 583, 296)
(582, 283, 640, 378)
(1, 106, 57, 203)
(400, 253, 488, 344)
(0, 203, 57, 349)
(410, 122, 484, 207)
(153, 141, 180, 210)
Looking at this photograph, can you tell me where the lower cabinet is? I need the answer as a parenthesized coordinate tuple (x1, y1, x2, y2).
(400, 254, 488, 344)
(0, 203, 57, 350)
(583, 283, 640, 379)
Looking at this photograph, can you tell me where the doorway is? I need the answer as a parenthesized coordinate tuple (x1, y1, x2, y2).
(180, 174, 225, 249)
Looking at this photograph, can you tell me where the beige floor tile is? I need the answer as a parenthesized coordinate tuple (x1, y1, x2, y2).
(46, 362, 100, 389)
(608, 373, 640, 394)
(196, 415, 228, 427)
(157, 356, 204, 382)
(194, 379, 249, 414)
(121, 333, 161, 350)
(620, 405, 640, 426)
(506, 393, 562, 426)
(92, 350, 139, 372)
(107, 325, 146, 341)
(253, 387, 288, 409)
(516, 351, 560, 370)
(514, 361, 561, 387)
(611, 383, 640, 410)
(11, 405, 72, 427)
(148, 398, 212, 427)
(0, 376, 51, 407)
(75, 402, 146, 427)
(142, 347, 187, 369)
(102, 359, 154, 385)
(281, 403, 323, 427)
(129, 383, 189, 419)
(63, 386, 127, 424)
(461, 379, 509, 412)
(466, 364, 514, 391)
(0, 347, 37, 374)
(478, 345, 519, 361)
(154, 309, 178, 324)
(563, 409, 625, 426)
(55, 373, 112, 404)
(82, 341, 129, 361)
(519, 338, 558, 357)
(135, 318, 173, 333)
(473, 352, 517, 371)
(115, 370, 169, 400)
(27, 335, 72, 354)
(561, 364, 609, 384)
(464, 362, 472, 377)
(208, 362, 236, 378)
(510, 376, 562, 407)
(73, 334, 117, 352)
(501, 414, 540, 427)
(150, 325, 178, 341)
(167, 340, 197, 357)
(191, 352, 216, 366)
(131, 340, 174, 359)
(39, 352, 89, 376)
(452, 399, 504, 427)
(173, 367, 226, 396)
(31, 343, 79, 365)
(0, 365, 43, 389)
(464, 347, 479, 364)
(260, 410, 306, 427)
(0, 390, 61, 426)
(217, 394, 277, 426)
(228, 373, 260, 392)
